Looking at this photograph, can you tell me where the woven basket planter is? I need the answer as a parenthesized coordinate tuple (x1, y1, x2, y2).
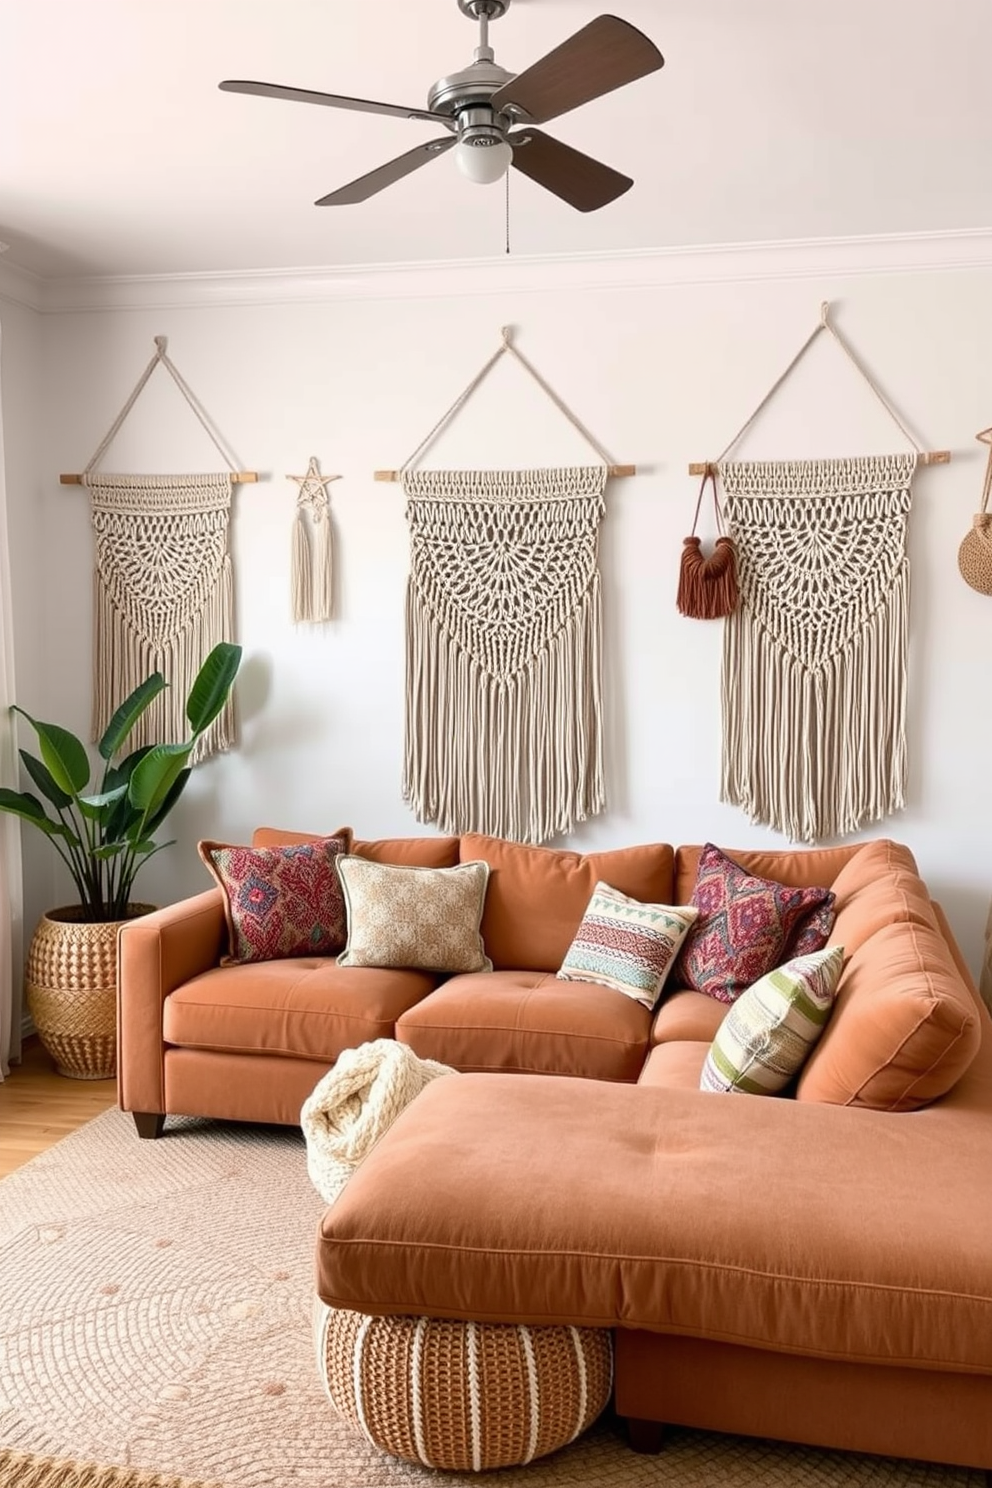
(315, 1300, 612, 1472)
(25, 904, 155, 1079)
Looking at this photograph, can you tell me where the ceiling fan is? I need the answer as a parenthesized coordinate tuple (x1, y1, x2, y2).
(219, 1, 664, 213)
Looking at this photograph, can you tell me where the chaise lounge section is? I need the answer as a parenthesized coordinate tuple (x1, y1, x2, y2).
(117, 828, 992, 1474)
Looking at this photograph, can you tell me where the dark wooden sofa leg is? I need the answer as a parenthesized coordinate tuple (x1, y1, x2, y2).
(132, 1112, 165, 1139)
(625, 1418, 666, 1454)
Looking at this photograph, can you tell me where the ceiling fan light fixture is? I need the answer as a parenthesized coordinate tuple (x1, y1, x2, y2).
(455, 134, 513, 184)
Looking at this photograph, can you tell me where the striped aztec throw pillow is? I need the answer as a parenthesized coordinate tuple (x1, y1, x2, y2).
(701, 945, 844, 1096)
(556, 881, 698, 1009)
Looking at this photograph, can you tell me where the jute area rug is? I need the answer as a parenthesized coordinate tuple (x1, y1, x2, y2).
(0, 1108, 981, 1488)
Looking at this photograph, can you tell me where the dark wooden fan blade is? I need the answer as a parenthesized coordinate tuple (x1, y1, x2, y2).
(491, 15, 663, 126)
(219, 79, 449, 127)
(509, 129, 632, 212)
(315, 137, 456, 205)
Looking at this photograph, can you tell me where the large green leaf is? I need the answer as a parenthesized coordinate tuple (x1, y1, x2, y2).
(0, 788, 75, 840)
(104, 746, 153, 793)
(92, 840, 128, 860)
(128, 743, 192, 814)
(186, 643, 241, 736)
(140, 767, 191, 839)
(124, 838, 163, 858)
(18, 750, 72, 810)
(11, 707, 90, 795)
(77, 785, 128, 820)
(105, 795, 141, 844)
(98, 673, 167, 761)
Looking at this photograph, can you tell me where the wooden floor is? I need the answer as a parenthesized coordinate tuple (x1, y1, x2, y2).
(0, 1036, 118, 1178)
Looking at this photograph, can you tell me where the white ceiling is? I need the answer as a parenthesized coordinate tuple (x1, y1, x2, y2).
(2, 0, 991, 281)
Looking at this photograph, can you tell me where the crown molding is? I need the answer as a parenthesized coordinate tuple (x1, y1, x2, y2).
(13, 227, 992, 314)
(0, 256, 45, 312)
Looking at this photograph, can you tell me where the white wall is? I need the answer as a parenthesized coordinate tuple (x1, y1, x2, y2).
(0, 275, 54, 1004)
(20, 244, 992, 977)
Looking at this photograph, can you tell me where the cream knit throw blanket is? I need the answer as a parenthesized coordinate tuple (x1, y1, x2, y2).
(88, 472, 237, 763)
(720, 454, 916, 842)
(300, 1039, 457, 1205)
(403, 466, 607, 844)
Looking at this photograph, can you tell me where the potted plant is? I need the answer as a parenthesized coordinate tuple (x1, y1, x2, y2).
(0, 641, 242, 1078)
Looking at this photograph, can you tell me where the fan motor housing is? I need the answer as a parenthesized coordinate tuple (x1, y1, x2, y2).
(427, 60, 517, 120)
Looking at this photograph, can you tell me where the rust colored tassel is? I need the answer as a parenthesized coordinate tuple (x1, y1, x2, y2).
(677, 534, 739, 618)
(676, 470, 739, 619)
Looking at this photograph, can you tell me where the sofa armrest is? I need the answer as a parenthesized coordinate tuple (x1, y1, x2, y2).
(117, 890, 227, 1115)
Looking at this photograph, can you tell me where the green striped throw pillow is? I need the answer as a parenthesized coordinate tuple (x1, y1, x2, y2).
(701, 946, 844, 1095)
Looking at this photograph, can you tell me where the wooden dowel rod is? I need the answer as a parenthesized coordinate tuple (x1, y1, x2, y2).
(60, 472, 259, 485)
(375, 463, 636, 482)
(688, 451, 950, 477)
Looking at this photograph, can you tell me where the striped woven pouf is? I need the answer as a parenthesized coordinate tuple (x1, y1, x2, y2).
(314, 1301, 613, 1471)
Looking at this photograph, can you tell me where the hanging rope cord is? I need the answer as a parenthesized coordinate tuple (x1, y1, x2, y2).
(399, 327, 614, 474)
(713, 303, 925, 468)
(82, 337, 241, 478)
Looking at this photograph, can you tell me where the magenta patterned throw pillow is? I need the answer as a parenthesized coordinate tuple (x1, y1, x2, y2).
(673, 843, 835, 1005)
(788, 900, 837, 960)
(198, 836, 349, 964)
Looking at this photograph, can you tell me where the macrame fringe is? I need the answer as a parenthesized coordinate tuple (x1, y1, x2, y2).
(721, 565, 909, 842)
(676, 535, 739, 619)
(291, 511, 312, 621)
(92, 558, 236, 766)
(291, 511, 333, 622)
(403, 578, 605, 844)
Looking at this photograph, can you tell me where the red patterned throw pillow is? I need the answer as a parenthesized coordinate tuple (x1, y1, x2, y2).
(198, 836, 349, 965)
(673, 843, 835, 1005)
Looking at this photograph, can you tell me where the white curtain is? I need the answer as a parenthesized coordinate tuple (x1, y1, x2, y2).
(0, 319, 24, 1079)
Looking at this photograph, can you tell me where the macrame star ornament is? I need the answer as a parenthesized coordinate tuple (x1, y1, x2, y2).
(289, 456, 339, 621)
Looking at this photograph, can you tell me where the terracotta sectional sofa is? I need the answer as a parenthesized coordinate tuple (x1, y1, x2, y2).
(117, 830, 992, 1474)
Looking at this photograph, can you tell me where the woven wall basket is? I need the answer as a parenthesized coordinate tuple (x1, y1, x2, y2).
(25, 904, 155, 1079)
(315, 1301, 613, 1472)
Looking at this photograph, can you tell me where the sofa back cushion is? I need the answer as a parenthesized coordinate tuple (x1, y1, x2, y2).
(251, 826, 459, 868)
(796, 918, 982, 1111)
(673, 843, 863, 904)
(253, 825, 353, 852)
(460, 834, 675, 972)
(352, 835, 460, 868)
(826, 839, 937, 956)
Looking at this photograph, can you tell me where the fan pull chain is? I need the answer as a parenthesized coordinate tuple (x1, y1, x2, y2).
(505, 168, 511, 256)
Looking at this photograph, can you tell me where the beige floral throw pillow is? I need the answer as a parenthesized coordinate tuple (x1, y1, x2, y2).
(336, 856, 492, 973)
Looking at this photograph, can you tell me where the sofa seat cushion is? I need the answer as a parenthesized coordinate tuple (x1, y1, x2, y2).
(796, 919, 982, 1111)
(460, 834, 675, 973)
(162, 960, 437, 1062)
(316, 1072, 992, 1375)
(651, 988, 727, 1046)
(637, 1040, 710, 1088)
(396, 970, 651, 1081)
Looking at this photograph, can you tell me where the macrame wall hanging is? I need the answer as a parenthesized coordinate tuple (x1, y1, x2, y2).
(61, 336, 257, 763)
(375, 327, 636, 845)
(289, 456, 339, 621)
(689, 303, 950, 843)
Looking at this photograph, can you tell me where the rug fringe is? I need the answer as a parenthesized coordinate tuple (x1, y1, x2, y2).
(0, 1449, 226, 1488)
